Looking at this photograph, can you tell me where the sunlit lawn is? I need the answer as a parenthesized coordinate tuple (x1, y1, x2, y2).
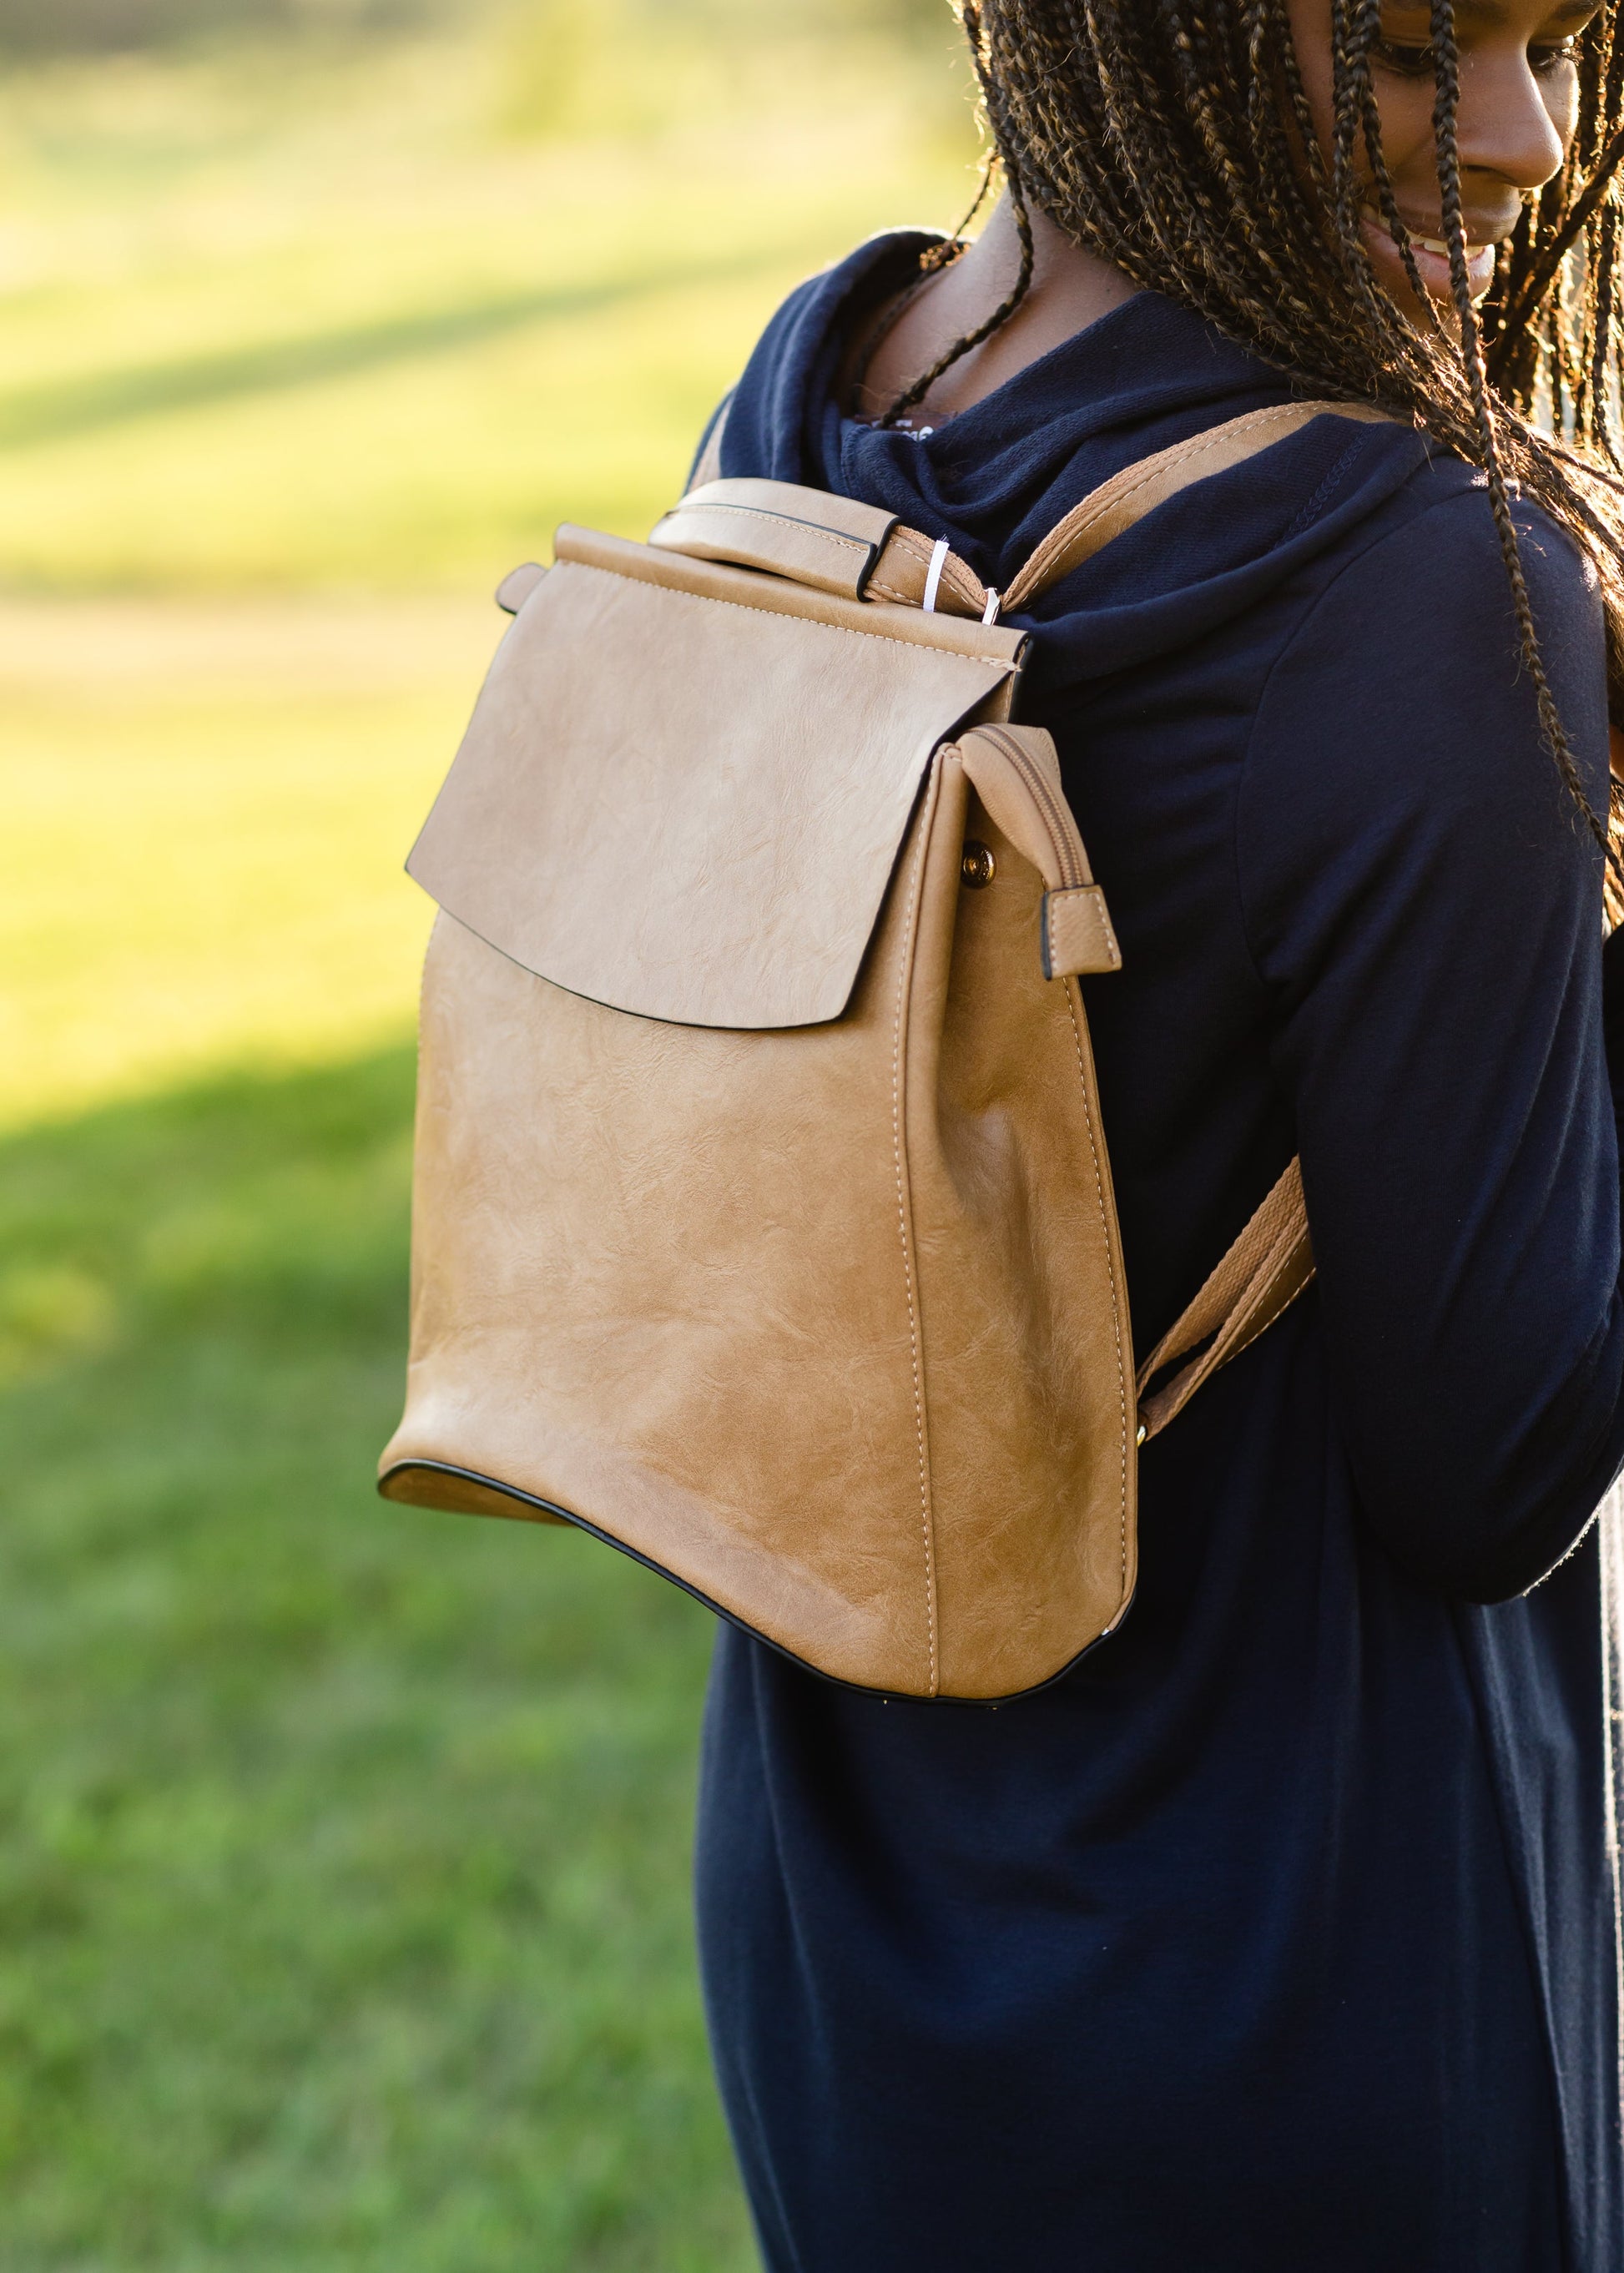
(0, 1051, 749, 2270)
(0, 18, 973, 2263)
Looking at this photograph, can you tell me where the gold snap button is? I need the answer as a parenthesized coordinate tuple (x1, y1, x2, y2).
(961, 841, 996, 890)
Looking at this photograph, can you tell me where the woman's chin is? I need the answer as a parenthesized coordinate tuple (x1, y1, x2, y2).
(1358, 221, 1497, 320)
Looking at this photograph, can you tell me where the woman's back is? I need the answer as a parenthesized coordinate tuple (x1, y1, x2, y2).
(694, 235, 1624, 2271)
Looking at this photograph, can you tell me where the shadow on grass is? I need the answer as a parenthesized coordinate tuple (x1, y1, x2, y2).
(0, 1046, 751, 2273)
(0, 249, 784, 455)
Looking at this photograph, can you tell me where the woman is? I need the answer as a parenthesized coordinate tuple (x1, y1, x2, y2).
(693, 4, 1624, 2268)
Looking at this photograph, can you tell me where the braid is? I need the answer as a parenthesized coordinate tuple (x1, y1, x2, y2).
(884, 0, 1624, 890)
(1432, 0, 1608, 859)
(877, 1, 1036, 427)
(1585, 198, 1621, 465)
(1342, 0, 1440, 328)
(879, 184, 1035, 425)
(1329, 0, 1429, 348)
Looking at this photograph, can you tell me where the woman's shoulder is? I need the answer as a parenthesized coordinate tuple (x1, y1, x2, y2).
(1308, 436, 1594, 601)
(1236, 451, 1609, 894)
(1260, 447, 1605, 728)
(702, 232, 1606, 735)
(1019, 411, 1604, 715)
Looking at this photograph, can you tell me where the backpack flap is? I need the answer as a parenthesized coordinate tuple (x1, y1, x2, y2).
(379, 407, 1362, 1701)
(406, 520, 1027, 1031)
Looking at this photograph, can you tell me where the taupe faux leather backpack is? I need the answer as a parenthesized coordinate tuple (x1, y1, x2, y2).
(379, 400, 1375, 1701)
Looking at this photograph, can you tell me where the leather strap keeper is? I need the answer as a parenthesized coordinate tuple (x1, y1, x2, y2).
(1043, 885, 1122, 979)
(865, 525, 991, 618)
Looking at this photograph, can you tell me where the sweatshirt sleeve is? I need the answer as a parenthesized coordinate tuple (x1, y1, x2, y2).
(1236, 486, 1624, 1600)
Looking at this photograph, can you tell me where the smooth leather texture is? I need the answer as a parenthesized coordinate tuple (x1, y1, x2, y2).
(380, 405, 1359, 1697)
(406, 562, 1019, 1031)
(552, 523, 1026, 663)
(1044, 886, 1122, 979)
(651, 480, 899, 599)
(496, 562, 546, 614)
(673, 478, 900, 551)
(655, 477, 993, 619)
(1135, 1156, 1316, 1439)
(865, 522, 991, 618)
(383, 730, 1136, 1697)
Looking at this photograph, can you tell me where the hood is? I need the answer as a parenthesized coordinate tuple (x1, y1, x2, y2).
(719, 231, 1445, 703)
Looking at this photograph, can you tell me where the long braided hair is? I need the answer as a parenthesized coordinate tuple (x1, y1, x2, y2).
(891, 1, 1624, 892)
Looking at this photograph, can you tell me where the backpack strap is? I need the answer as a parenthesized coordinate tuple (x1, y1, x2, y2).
(676, 395, 1396, 1440)
(1018, 399, 1396, 1443)
(1135, 1159, 1315, 1443)
(663, 480, 997, 616)
(677, 392, 994, 617)
(678, 396, 1395, 628)
(1001, 399, 1394, 612)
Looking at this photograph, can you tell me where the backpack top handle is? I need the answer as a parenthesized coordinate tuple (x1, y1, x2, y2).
(651, 478, 996, 619)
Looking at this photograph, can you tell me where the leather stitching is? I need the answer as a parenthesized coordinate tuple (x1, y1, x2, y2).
(1146, 1254, 1314, 1435)
(1062, 980, 1131, 1612)
(1135, 1161, 1306, 1392)
(892, 769, 941, 1697)
(1008, 437, 1234, 603)
(1047, 892, 1122, 974)
(1223, 1262, 1315, 1368)
(1008, 404, 1352, 609)
(663, 501, 870, 564)
(870, 532, 986, 616)
(886, 528, 985, 594)
(974, 725, 1085, 885)
(1011, 416, 1290, 601)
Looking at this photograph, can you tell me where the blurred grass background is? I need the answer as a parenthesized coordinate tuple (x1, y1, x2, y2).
(0, 3, 976, 2261)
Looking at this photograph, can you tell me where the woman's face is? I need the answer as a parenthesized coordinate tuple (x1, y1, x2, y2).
(1287, 0, 1599, 310)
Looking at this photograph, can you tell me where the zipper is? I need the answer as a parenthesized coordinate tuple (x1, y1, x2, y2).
(976, 726, 1087, 890)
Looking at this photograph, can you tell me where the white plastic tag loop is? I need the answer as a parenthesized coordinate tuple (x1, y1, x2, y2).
(921, 537, 951, 615)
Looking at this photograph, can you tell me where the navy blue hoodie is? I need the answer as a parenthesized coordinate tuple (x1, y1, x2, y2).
(693, 235, 1624, 2272)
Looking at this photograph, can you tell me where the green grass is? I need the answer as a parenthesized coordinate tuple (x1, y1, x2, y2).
(0, 597, 495, 1129)
(0, 1050, 754, 2269)
(0, 26, 975, 595)
(0, 14, 979, 2260)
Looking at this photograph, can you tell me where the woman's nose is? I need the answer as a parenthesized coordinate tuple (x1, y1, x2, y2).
(1455, 48, 1571, 200)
